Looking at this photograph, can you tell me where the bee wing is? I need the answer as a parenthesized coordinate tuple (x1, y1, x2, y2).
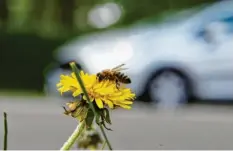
(113, 67, 128, 72)
(111, 64, 125, 70)
(111, 64, 128, 71)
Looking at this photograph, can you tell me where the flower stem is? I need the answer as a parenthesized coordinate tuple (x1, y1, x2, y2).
(3, 112, 8, 151)
(69, 62, 113, 150)
(101, 140, 107, 150)
(60, 121, 85, 151)
(99, 125, 112, 150)
(69, 62, 98, 116)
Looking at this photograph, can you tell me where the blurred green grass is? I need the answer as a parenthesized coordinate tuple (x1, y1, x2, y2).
(0, 90, 45, 97)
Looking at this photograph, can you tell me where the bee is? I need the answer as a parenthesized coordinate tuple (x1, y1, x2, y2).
(96, 64, 131, 89)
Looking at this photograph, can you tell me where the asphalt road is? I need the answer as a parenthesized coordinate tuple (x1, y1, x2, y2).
(0, 96, 233, 150)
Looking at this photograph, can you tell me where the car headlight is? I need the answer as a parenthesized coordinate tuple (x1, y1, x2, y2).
(112, 41, 134, 62)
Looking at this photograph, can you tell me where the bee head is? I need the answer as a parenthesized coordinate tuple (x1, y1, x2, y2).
(96, 72, 104, 81)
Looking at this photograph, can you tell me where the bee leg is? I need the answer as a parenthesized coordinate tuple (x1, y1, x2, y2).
(115, 80, 120, 89)
(116, 84, 119, 89)
(95, 114, 101, 125)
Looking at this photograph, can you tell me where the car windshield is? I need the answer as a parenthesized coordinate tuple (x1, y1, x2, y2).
(133, 4, 206, 26)
(186, 0, 233, 30)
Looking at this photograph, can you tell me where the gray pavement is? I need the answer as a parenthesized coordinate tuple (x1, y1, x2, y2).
(0, 96, 233, 150)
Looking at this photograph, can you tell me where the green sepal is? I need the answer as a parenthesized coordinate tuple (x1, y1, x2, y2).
(101, 116, 113, 131)
(72, 105, 84, 118)
(95, 113, 100, 125)
(85, 108, 95, 129)
(79, 107, 89, 122)
(103, 108, 112, 125)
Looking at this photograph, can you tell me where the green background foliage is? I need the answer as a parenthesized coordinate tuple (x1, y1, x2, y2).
(0, 0, 216, 92)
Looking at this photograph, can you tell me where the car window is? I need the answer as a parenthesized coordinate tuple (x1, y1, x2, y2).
(190, 1, 233, 37)
(221, 16, 233, 33)
(196, 15, 233, 41)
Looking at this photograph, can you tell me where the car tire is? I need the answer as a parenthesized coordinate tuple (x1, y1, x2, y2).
(144, 68, 192, 107)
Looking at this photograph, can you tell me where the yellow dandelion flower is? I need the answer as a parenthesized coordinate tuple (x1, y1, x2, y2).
(57, 71, 136, 109)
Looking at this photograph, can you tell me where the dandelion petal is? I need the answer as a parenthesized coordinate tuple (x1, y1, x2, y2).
(96, 98, 104, 108)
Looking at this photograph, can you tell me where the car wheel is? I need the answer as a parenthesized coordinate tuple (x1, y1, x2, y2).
(148, 69, 190, 108)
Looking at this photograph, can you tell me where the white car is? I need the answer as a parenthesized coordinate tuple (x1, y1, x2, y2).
(44, 0, 233, 106)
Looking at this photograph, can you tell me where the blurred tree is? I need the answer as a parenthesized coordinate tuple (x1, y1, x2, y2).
(0, 32, 66, 91)
(118, 0, 216, 25)
(0, 0, 9, 29)
(58, 0, 76, 31)
(128, 0, 169, 24)
(30, 0, 46, 30)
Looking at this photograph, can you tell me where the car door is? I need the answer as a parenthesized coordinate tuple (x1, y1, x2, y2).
(193, 14, 233, 99)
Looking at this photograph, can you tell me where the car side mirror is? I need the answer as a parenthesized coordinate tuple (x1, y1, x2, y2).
(202, 21, 228, 44)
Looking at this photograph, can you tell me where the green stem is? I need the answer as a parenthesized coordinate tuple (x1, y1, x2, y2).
(60, 121, 85, 151)
(3, 112, 8, 151)
(69, 62, 113, 150)
(101, 140, 107, 150)
(70, 62, 97, 116)
(99, 125, 112, 150)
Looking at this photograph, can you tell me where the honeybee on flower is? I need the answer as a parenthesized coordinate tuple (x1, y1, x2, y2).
(96, 63, 131, 89)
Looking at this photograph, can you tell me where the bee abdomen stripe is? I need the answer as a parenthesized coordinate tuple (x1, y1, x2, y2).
(117, 73, 125, 77)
